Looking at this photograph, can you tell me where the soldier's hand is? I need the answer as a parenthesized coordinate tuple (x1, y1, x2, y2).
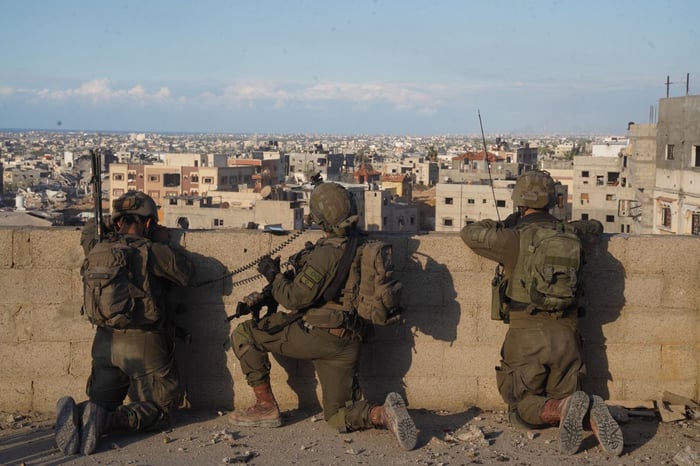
(258, 255, 281, 283)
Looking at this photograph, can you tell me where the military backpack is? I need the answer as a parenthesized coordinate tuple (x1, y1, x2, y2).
(508, 222, 582, 313)
(81, 236, 160, 328)
(343, 239, 403, 325)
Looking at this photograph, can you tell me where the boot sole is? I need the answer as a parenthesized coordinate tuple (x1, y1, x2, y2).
(559, 391, 589, 455)
(590, 395, 624, 456)
(80, 402, 102, 455)
(55, 396, 80, 456)
(383, 392, 418, 450)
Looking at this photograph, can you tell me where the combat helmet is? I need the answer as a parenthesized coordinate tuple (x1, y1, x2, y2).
(309, 182, 359, 236)
(112, 191, 159, 223)
(511, 170, 556, 209)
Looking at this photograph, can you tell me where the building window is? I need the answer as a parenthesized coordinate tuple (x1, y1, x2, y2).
(623, 156, 628, 168)
(383, 216, 388, 226)
(467, 199, 475, 204)
(666, 144, 674, 160)
(596, 175, 604, 186)
(694, 146, 700, 168)
(202, 177, 214, 184)
(661, 206, 672, 228)
(214, 219, 224, 227)
(410, 216, 415, 225)
(113, 188, 124, 197)
(163, 173, 180, 187)
(128, 171, 136, 182)
(191, 174, 199, 183)
(113, 173, 124, 181)
(169, 198, 177, 205)
(482, 199, 487, 204)
(606, 215, 615, 222)
(445, 197, 454, 205)
(220, 176, 228, 184)
(496, 200, 506, 207)
(581, 213, 589, 220)
(607, 172, 619, 185)
(443, 218, 453, 226)
(149, 175, 160, 182)
(692, 212, 700, 235)
(581, 171, 589, 177)
(606, 194, 616, 201)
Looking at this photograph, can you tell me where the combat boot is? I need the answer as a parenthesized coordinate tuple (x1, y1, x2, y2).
(540, 390, 590, 455)
(80, 403, 131, 455)
(588, 395, 624, 456)
(55, 396, 81, 456)
(229, 383, 282, 428)
(369, 392, 418, 450)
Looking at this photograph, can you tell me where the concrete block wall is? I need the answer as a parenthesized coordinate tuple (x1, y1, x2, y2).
(0, 227, 698, 414)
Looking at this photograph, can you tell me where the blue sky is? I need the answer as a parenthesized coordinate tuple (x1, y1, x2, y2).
(1, 0, 698, 135)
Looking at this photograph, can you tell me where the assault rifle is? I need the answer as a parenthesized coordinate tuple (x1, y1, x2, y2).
(227, 284, 278, 324)
(89, 149, 104, 241)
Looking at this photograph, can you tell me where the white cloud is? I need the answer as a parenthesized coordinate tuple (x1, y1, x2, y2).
(10, 79, 175, 103)
(0, 86, 14, 96)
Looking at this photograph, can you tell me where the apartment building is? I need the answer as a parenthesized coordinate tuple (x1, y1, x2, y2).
(652, 95, 700, 235)
(362, 187, 418, 233)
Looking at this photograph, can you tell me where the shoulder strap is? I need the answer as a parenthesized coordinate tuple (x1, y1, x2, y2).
(322, 233, 360, 302)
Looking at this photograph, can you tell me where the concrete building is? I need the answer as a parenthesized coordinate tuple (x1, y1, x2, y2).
(571, 156, 633, 233)
(161, 192, 305, 231)
(362, 187, 418, 233)
(652, 95, 700, 235)
(435, 179, 569, 233)
(621, 124, 657, 233)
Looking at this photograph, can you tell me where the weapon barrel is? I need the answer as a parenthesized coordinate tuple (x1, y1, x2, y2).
(90, 149, 104, 241)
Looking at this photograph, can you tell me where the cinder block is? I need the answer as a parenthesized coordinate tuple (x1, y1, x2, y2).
(474, 306, 508, 344)
(623, 236, 700, 275)
(623, 274, 664, 308)
(624, 309, 698, 345)
(0, 377, 33, 412)
(0, 230, 12, 267)
(69, 340, 93, 377)
(578, 307, 625, 344)
(605, 343, 661, 380)
(33, 376, 86, 413)
(31, 230, 84, 268)
(448, 343, 501, 377)
(29, 304, 93, 342)
(12, 230, 31, 268)
(660, 344, 699, 381)
(476, 376, 508, 410)
(0, 269, 73, 304)
(0, 304, 32, 343)
(660, 275, 699, 310)
(0, 341, 71, 378)
(404, 375, 478, 410)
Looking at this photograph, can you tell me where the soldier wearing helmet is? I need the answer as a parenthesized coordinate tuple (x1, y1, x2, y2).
(229, 181, 417, 450)
(460, 170, 621, 456)
(55, 191, 195, 456)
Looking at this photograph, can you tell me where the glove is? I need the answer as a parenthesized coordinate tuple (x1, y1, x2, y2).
(258, 255, 281, 283)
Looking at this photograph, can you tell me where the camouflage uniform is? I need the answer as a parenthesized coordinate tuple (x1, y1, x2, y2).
(231, 234, 372, 430)
(461, 211, 596, 426)
(80, 223, 195, 431)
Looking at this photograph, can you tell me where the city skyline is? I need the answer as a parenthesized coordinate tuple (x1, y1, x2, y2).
(1, 0, 699, 136)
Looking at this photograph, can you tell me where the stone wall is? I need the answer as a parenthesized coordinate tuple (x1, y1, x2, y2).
(0, 227, 698, 413)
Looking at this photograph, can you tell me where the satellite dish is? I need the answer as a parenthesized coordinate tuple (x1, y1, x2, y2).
(261, 186, 272, 199)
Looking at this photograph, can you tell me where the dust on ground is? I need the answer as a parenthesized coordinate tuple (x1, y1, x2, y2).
(1, 406, 698, 466)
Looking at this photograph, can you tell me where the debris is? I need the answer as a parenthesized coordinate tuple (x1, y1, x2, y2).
(222, 451, 255, 463)
(672, 445, 699, 466)
(664, 391, 700, 409)
(310, 413, 324, 422)
(455, 425, 490, 446)
(163, 435, 172, 444)
(526, 431, 537, 440)
(345, 448, 364, 455)
(657, 400, 687, 423)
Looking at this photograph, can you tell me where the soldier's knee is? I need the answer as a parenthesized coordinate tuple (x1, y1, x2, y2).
(230, 322, 254, 360)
